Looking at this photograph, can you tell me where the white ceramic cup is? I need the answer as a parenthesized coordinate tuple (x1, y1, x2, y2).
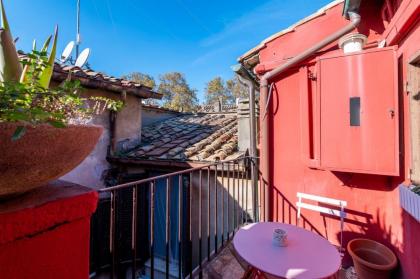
(273, 228, 288, 247)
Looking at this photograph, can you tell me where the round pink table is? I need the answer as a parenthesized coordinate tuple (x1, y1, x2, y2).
(233, 222, 341, 279)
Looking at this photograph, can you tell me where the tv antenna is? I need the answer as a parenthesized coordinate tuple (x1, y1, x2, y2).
(75, 48, 90, 68)
(60, 41, 75, 63)
(76, 0, 81, 57)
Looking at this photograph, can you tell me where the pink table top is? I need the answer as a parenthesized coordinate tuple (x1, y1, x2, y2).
(233, 222, 341, 279)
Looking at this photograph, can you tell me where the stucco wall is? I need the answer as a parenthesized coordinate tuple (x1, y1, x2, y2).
(58, 86, 142, 189)
(116, 94, 142, 143)
(142, 106, 180, 126)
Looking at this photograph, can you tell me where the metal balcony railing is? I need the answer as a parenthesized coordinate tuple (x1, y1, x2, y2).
(96, 157, 260, 279)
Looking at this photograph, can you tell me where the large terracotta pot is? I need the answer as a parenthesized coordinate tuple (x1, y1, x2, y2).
(348, 238, 397, 279)
(0, 123, 103, 198)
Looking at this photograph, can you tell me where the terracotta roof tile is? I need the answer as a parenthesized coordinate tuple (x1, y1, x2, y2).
(124, 113, 243, 162)
(17, 51, 162, 100)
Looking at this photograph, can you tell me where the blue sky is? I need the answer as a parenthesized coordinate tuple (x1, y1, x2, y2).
(8, 0, 332, 102)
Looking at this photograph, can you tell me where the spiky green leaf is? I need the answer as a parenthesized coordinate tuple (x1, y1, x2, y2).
(0, 1, 22, 82)
(41, 35, 52, 53)
(38, 26, 58, 89)
(0, 0, 9, 31)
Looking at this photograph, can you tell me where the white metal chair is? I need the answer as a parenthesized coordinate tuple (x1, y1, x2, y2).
(296, 192, 347, 254)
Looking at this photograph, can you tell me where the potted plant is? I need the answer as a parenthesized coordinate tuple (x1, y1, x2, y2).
(0, 0, 122, 197)
(399, 184, 420, 222)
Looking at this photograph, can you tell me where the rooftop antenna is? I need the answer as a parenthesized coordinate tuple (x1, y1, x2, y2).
(76, 0, 81, 57)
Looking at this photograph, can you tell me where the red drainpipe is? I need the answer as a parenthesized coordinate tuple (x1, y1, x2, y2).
(259, 12, 361, 221)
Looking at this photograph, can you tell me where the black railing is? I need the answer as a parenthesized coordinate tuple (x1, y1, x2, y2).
(96, 157, 260, 279)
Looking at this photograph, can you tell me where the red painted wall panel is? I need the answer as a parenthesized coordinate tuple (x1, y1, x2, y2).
(256, 1, 420, 278)
(319, 47, 399, 175)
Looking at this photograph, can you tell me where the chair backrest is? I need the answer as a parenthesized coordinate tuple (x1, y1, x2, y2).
(296, 192, 347, 253)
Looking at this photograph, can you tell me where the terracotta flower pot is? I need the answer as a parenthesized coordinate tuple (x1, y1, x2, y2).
(0, 123, 103, 198)
(348, 238, 397, 279)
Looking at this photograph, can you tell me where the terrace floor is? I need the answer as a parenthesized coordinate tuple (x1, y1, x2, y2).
(202, 244, 245, 279)
(202, 243, 351, 279)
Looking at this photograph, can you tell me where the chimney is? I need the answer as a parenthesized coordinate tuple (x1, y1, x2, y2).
(214, 97, 223, 112)
(237, 98, 258, 152)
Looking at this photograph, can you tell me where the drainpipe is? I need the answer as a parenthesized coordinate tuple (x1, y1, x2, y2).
(232, 64, 259, 221)
(260, 12, 361, 222)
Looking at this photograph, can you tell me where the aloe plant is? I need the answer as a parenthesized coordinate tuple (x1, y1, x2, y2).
(0, 0, 123, 140)
(0, 0, 57, 88)
(0, 0, 22, 82)
(38, 26, 57, 89)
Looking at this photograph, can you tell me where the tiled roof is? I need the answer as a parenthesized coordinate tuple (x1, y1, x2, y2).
(17, 51, 162, 100)
(123, 113, 242, 162)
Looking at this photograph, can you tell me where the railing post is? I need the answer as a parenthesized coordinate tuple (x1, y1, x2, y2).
(178, 175, 183, 279)
(165, 178, 171, 279)
(214, 164, 218, 255)
(221, 163, 225, 247)
(109, 190, 116, 279)
(131, 186, 138, 279)
(198, 170, 203, 278)
(150, 181, 155, 279)
(251, 157, 259, 222)
(188, 172, 193, 278)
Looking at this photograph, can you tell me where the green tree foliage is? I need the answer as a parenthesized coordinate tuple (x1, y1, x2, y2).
(122, 72, 156, 89)
(122, 72, 158, 106)
(204, 76, 233, 105)
(158, 72, 197, 112)
(226, 76, 248, 100)
(205, 76, 249, 105)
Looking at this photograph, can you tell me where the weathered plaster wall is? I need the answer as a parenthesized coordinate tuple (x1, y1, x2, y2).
(57, 86, 142, 189)
(141, 106, 180, 126)
(115, 94, 142, 144)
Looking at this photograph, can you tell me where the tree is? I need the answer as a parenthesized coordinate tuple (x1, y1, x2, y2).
(158, 72, 198, 112)
(226, 76, 248, 101)
(122, 72, 156, 89)
(122, 72, 158, 105)
(204, 77, 234, 105)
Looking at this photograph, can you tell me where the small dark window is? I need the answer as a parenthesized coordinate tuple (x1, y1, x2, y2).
(350, 97, 360, 126)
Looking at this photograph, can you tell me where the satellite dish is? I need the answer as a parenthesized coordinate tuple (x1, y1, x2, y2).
(60, 41, 75, 63)
(75, 48, 90, 68)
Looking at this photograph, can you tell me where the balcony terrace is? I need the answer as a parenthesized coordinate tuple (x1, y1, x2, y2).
(89, 156, 347, 279)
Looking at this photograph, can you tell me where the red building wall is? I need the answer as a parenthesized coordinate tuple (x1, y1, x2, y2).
(256, 1, 419, 278)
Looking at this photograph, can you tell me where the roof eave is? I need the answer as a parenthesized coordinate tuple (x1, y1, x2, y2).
(237, 0, 345, 63)
(52, 70, 163, 99)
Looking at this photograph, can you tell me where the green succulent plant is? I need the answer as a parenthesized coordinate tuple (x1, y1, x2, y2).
(0, 0, 123, 140)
